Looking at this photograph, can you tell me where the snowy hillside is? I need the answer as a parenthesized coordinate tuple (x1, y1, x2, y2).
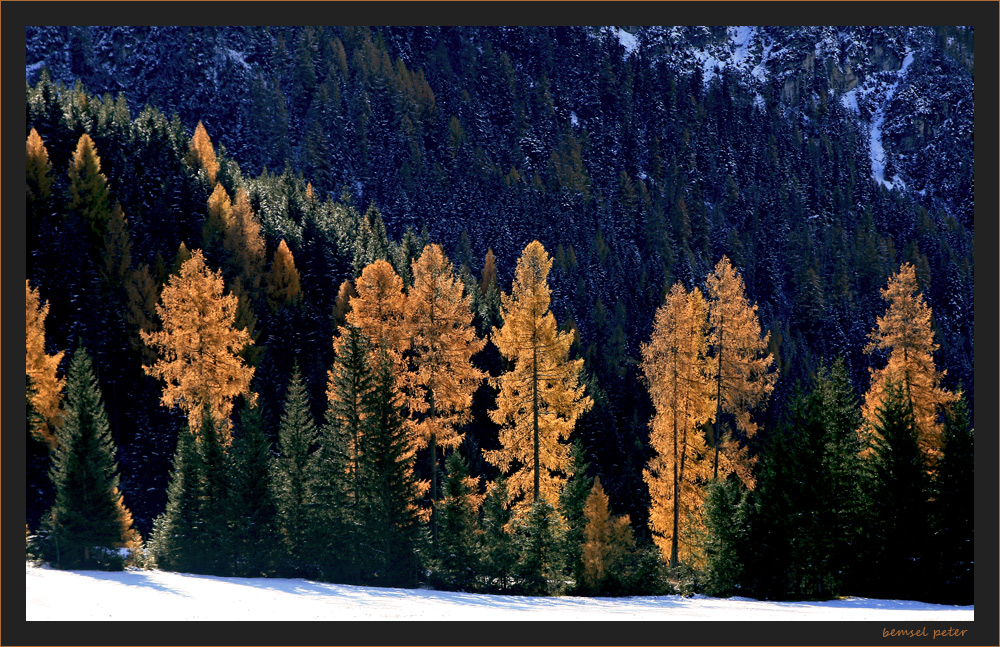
(26, 563, 973, 621)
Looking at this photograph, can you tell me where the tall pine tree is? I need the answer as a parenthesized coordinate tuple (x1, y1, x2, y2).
(272, 363, 321, 577)
(227, 400, 279, 577)
(142, 249, 255, 441)
(704, 256, 776, 484)
(406, 243, 486, 540)
(486, 241, 592, 513)
(863, 263, 957, 468)
(641, 282, 714, 567)
(48, 347, 139, 570)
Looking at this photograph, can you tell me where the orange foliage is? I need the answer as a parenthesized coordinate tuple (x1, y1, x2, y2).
(141, 249, 255, 440)
(26, 280, 65, 448)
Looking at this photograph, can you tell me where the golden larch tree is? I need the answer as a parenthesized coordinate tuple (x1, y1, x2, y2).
(266, 239, 302, 312)
(705, 256, 776, 486)
(581, 476, 634, 592)
(406, 243, 486, 532)
(332, 279, 357, 329)
(641, 282, 714, 567)
(187, 121, 220, 184)
(862, 262, 957, 465)
(223, 188, 267, 296)
(345, 259, 411, 374)
(68, 134, 111, 243)
(485, 241, 592, 513)
(203, 183, 233, 258)
(26, 128, 53, 213)
(141, 249, 255, 440)
(581, 476, 613, 590)
(26, 280, 65, 448)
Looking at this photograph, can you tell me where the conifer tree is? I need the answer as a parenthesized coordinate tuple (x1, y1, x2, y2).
(202, 183, 232, 263)
(149, 416, 207, 573)
(407, 243, 486, 538)
(747, 359, 865, 599)
(48, 347, 139, 569)
(187, 121, 220, 184)
(486, 241, 592, 512)
(933, 393, 973, 603)
(434, 451, 483, 591)
(514, 500, 567, 596)
(27, 375, 55, 533)
(358, 349, 421, 587)
(481, 475, 517, 593)
(227, 400, 279, 577)
(705, 256, 776, 484)
(352, 202, 391, 275)
(198, 410, 231, 574)
(272, 363, 320, 576)
(26, 281, 65, 448)
(265, 239, 302, 312)
(867, 380, 931, 599)
(326, 325, 375, 510)
(863, 263, 957, 467)
(59, 134, 115, 374)
(142, 249, 255, 440)
(223, 188, 267, 299)
(26, 128, 52, 276)
(171, 241, 193, 275)
(579, 476, 636, 595)
(126, 263, 160, 364)
(559, 441, 593, 588)
(346, 259, 410, 380)
(581, 476, 613, 592)
(477, 248, 502, 335)
(332, 279, 357, 329)
(68, 133, 112, 249)
(641, 282, 714, 567)
(701, 478, 748, 597)
(26, 128, 53, 217)
(318, 324, 376, 583)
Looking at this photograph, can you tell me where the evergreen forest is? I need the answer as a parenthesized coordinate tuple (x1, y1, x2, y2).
(25, 25, 974, 604)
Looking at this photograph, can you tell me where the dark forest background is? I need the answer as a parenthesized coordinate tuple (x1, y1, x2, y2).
(24, 25, 975, 602)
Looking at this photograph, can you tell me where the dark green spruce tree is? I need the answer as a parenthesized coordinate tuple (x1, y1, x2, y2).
(559, 441, 593, 591)
(932, 392, 974, 604)
(701, 477, 749, 597)
(433, 451, 482, 591)
(358, 349, 421, 587)
(149, 411, 227, 574)
(227, 399, 279, 577)
(746, 358, 866, 599)
(199, 410, 231, 574)
(514, 500, 567, 596)
(481, 474, 517, 593)
(27, 375, 54, 534)
(315, 325, 376, 583)
(867, 380, 932, 600)
(149, 419, 203, 572)
(47, 346, 135, 570)
(272, 362, 321, 577)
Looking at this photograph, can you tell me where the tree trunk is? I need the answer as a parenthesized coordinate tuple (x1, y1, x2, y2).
(713, 316, 724, 480)
(533, 345, 540, 502)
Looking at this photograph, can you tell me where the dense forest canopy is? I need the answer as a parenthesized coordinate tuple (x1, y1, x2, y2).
(25, 24, 974, 603)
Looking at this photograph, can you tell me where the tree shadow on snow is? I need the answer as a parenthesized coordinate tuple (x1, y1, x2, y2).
(72, 569, 189, 596)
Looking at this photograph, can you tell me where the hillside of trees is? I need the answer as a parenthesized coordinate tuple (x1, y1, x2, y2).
(25, 26, 973, 604)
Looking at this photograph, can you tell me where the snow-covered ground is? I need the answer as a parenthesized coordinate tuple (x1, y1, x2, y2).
(26, 563, 973, 621)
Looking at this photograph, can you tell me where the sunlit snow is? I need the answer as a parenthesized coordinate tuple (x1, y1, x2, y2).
(26, 563, 974, 622)
(615, 28, 638, 57)
(868, 48, 914, 190)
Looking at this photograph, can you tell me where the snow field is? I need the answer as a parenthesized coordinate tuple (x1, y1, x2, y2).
(26, 563, 973, 622)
